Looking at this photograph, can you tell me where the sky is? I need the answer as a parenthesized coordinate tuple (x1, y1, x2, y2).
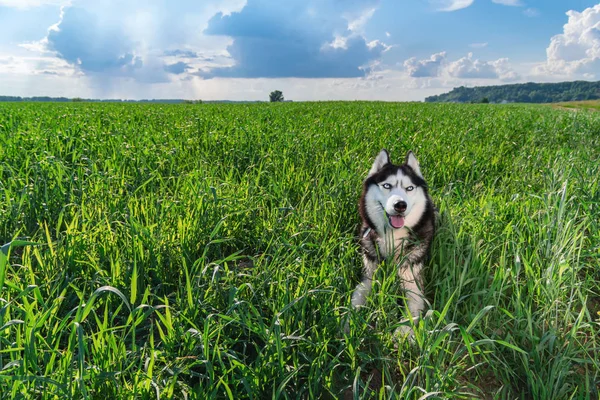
(1, 0, 600, 101)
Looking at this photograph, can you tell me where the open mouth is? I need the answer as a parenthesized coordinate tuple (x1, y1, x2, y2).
(378, 202, 406, 229)
(386, 212, 405, 229)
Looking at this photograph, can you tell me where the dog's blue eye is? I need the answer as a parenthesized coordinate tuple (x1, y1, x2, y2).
(406, 186, 414, 192)
(382, 183, 392, 189)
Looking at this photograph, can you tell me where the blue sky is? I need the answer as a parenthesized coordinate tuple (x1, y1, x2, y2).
(1, 0, 599, 101)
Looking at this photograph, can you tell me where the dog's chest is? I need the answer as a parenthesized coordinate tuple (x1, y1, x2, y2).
(376, 228, 411, 260)
(392, 227, 410, 243)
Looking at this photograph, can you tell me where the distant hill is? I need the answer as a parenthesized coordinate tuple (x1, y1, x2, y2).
(425, 81, 600, 104)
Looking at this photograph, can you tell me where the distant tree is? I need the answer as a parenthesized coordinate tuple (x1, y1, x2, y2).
(72, 97, 84, 102)
(269, 90, 284, 102)
(481, 97, 489, 103)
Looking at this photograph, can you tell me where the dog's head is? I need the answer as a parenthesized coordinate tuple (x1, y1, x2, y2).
(360, 149, 429, 233)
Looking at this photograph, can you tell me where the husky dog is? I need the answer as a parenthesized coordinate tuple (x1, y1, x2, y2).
(351, 150, 436, 336)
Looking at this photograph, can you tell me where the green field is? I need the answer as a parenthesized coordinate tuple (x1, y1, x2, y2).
(0, 102, 599, 399)
(554, 100, 600, 112)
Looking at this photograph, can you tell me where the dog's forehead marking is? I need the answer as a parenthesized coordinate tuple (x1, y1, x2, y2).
(400, 174, 414, 187)
(379, 169, 415, 187)
(392, 170, 414, 187)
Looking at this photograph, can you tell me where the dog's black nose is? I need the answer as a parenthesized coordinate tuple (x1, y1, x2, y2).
(394, 201, 407, 213)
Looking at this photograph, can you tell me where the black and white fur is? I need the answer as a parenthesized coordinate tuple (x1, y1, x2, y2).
(352, 150, 436, 336)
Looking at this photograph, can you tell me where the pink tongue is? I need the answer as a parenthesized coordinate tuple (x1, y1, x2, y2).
(390, 215, 405, 229)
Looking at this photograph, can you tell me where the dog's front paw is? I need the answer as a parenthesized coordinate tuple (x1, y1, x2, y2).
(394, 323, 417, 346)
(394, 324, 414, 338)
(342, 319, 350, 335)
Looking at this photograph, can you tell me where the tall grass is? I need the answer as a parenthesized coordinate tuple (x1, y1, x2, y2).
(0, 102, 598, 398)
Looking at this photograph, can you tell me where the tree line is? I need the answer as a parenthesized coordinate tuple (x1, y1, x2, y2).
(425, 81, 600, 104)
(0, 96, 261, 103)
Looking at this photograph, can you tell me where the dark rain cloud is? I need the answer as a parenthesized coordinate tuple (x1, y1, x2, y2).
(203, 0, 384, 78)
(47, 7, 143, 74)
(164, 61, 189, 74)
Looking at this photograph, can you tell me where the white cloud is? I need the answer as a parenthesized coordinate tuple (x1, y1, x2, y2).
(321, 5, 390, 68)
(325, 35, 349, 50)
(404, 51, 520, 81)
(0, 0, 69, 9)
(469, 42, 488, 48)
(447, 53, 500, 78)
(431, 0, 474, 12)
(346, 7, 377, 33)
(202, 0, 388, 79)
(447, 52, 519, 81)
(17, 0, 247, 83)
(491, 0, 522, 6)
(0, 54, 76, 76)
(0, 0, 536, 101)
(3, 0, 394, 98)
(534, 4, 600, 79)
(431, 0, 523, 11)
(404, 52, 446, 77)
(0, 66, 441, 101)
(523, 8, 539, 17)
(324, 7, 392, 55)
(367, 40, 391, 51)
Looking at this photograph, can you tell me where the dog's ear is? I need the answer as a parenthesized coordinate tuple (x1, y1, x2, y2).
(405, 151, 423, 178)
(368, 149, 390, 177)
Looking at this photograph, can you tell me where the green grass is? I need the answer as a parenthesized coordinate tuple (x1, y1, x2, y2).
(0, 101, 598, 399)
(554, 100, 600, 112)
